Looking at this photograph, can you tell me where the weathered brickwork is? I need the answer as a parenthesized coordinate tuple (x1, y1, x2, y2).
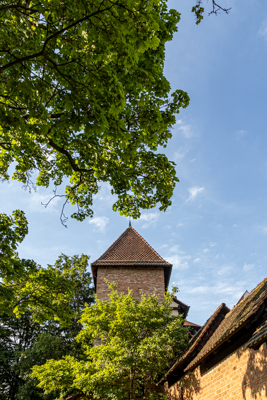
(96, 266, 165, 300)
(166, 342, 267, 400)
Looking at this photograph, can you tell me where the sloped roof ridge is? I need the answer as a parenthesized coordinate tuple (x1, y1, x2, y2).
(165, 303, 229, 378)
(184, 320, 202, 328)
(185, 276, 267, 371)
(173, 296, 189, 308)
(225, 277, 267, 323)
(92, 227, 168, 264)
(131, 228, 165, 261)
(97, 227, 131, 261)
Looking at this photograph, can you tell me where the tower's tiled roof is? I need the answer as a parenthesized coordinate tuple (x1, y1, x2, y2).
(91, 227, 172, 290)
(92, 227, 171, 266)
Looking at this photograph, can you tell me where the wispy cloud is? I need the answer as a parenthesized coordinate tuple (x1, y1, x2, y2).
(28, 192, 61, 213)
(166, 254, 191, 270)
(186, 281, 243, 298)
(94, 183, 114, 208)
(243, 263, 255, 271)
(88, 216, 109, 233)
(258, 19, 267, 41)
(139, 212, 159, 229)
(217, 265, 233, 276)
(257, 224, 267, 235)
(176, 119, 195, 139)
(173, 148, 188, 161)
(20, 243, 70, 262)
(235, 129, 246, 140)
(187, 186, 204, 201)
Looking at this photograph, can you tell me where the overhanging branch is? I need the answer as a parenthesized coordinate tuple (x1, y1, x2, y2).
(209, 0, 231, 15)
(0, 2, 115, 73)
(48, 138, 92, 174)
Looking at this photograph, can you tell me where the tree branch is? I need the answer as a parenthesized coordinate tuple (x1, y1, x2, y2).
(48, 138, 92, 174)
(0, 2, 115, 73)
(0, 3, 39, 14)
(209, 0, 231, 15)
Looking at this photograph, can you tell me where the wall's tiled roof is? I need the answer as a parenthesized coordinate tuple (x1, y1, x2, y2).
(184, 320, 202, 328)
(246, 320, 267, 349)
(92, 227, 171, 266)
(173, 296, 189, 308)
(164, 303, 229, 379)
(185, 276, 267, 371)
(173, 296, 190, 319)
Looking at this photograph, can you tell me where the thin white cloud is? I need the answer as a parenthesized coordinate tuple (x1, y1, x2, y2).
(169, 245, 181, 253)
(174, 149, 187, 161)
(21, 244, 69, 258)
(139, 212, 159, 229)
(94, 183, 114, 208)
(165, 254, 191, 270)
(235, 129, 246, 140)
(185, 280, 246, 299)
(173, 144, 189, 162)
(258, 19, 267, 41)
(88, 216, 109, 233)
(257, 225, 267, 235)
(187, 186, 204, 201)
(159, 244, 168, 249)
(28, 192, 61, 213)
(140, 212, 159, 222)
(243, 263, 255, 272)
(164, 224, 172, 230)
(193, 258, 201, 263)
(203, 248, 209, 253)
(176, 119, 194, 138)
(217, 265, 233, 276)
(209, 242, 217, 247)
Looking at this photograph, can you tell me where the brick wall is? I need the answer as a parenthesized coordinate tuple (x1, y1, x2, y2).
(166, 342, 267, 400)
(96, 266, 165, 300)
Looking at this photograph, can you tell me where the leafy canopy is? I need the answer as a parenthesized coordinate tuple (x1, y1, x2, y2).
(0, 255, 94, 400)
(0, 0, 190, 223)
(0, 210, 92, 324)
(31, 285, 189, 400)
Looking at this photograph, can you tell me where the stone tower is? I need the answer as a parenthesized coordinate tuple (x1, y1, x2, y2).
(91, 226, 172, 300)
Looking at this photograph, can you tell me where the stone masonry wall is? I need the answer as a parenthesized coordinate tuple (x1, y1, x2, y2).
(96, 266, 165, 300)
(166, 342, 267, 400)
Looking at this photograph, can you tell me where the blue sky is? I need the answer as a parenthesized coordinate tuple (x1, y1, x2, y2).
(1, 0, 267, 325)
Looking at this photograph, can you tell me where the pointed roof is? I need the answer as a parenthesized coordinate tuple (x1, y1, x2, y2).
(92, 227, 169, 264)
(91, 227, 172, 290)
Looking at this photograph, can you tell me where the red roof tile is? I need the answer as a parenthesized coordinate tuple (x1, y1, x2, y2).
(91, 227, 172, 290)
(173, 296, 189, 308)
(173, 296, 190, 319)
(92, 227, 170, 265)
(184, 320, 202, 328)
